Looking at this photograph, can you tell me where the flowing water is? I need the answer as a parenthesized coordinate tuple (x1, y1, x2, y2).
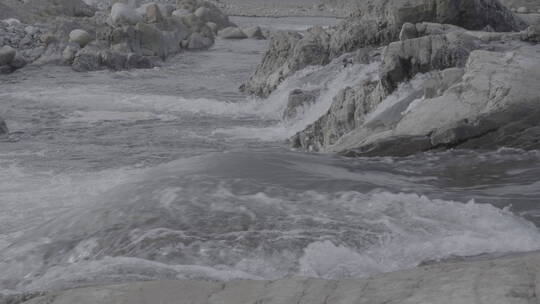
(1, 17, 540, 295)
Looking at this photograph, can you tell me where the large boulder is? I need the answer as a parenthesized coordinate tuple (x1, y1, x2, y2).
(380, 31, 480, 93)
(243, 27, 330, 97)
(329, 45, 540, 156)
(244, 0, 527, 97)
(111, 3, 143, 26)
(0, 46, 16, 66)
(68, 29, 93, 48)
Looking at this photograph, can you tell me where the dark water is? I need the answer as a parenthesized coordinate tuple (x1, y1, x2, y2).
(1, 17, 539, 295)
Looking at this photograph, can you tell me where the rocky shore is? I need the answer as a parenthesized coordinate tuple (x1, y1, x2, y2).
(0, 0, 270, 75)
(244, 0, 540, 156)
(3, 250, 539, 304)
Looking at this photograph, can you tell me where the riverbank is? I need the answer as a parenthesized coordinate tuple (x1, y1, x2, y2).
(10, 250, 540, 304)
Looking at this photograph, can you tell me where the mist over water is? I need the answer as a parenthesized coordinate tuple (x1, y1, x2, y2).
(1, 17, 540, 295)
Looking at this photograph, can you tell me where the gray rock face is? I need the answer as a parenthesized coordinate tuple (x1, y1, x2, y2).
(243, 27, 330, 96)
(19, 251, 540, 304)
(332, 45, 540, 156)
(380, 31, 480, 93)
(244, 0, 527, 97)
(283, 89, 319, 119)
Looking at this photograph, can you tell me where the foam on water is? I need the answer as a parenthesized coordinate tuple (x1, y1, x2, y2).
(1, 153, 539, 293)
(213, 59, 380, 140)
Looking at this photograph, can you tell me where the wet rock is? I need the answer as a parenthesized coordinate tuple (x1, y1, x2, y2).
(399, 23, 417, 41)
(69, 29, 93, 47)
(218, 26, 247, 39)
(143, 3, 165, 24)
(206, 22, 218, 34)
(187, 32, 213, 50)
(72, 45, 102, 71)
(62, 43, 81, 64)
(111, 3, 143, 26)
(9, 52, 28, 69)
(20, 252, 540, 304)
(335, 45, 540, 156)
(244, 0, 527, 97)
(172, 9, 191, 18)
(0, 45, 16, 66)
(522, 25, 540, 42)
(380, 32, 480, 93)
(283, 89, 319, 119)
(244, 26, 265, 40)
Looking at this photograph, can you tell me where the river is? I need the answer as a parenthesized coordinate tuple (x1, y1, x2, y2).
(1, 16, 540, 295)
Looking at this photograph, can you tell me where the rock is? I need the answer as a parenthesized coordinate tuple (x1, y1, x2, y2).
(399, 23, 417, 41)
(218, 26, 247, 39)
(111, 3, 142, 26)
(40, 33, 58, 45)
(206, 22, 217, 33)
(522, 25, 540, 42)
(380, 32, 480, 93)
(244, 0, 528, 97)
(19, 252, 540, 304)
(194, 7, 210, 19)
(0, 46, 16, 66)
(283, 89, 319, 119)
(172, 9, 191, 18)
(193, 0, 235, 30)
(2, 18, 21, 26)
(72, 45, 102, 71)
(244, 26, 265, 39)
(517, 6, 529, 14)
(136, 22, 165, 57)
(99, 50, 127, 70)
(62, 43, 81, 64)
(187, 32, 213, 49)
(0, 118, 7, 135)
(243, 27, 331, 97)
(68, 29, 93, 48)
(292, 82, 384, 150)
(125, 52, 152, 69)
(336, 45, 540, 156)
(144, 3, 165, 24)
(9, 52, 28, 69)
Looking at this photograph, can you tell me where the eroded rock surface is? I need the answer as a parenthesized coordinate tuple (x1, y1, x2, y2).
(18, 251, 540, 304)
(243, 0, 527, 97)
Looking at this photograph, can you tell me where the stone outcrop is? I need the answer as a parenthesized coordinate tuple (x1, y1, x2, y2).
(17, 251, 540, 304)
(294, 42, 540, 156)
(243, 0, 527, 97)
